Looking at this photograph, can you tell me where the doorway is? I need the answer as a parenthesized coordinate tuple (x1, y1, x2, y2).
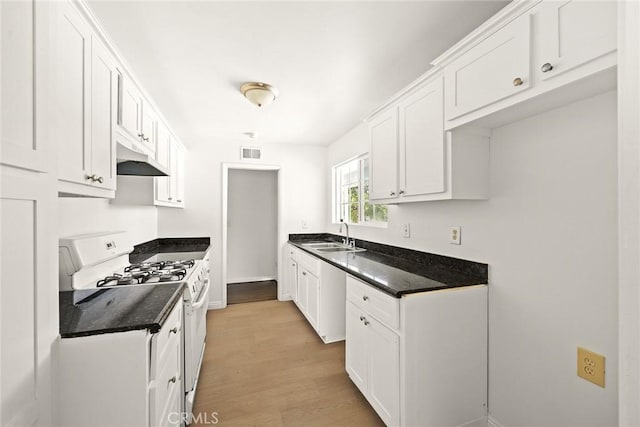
(222, 164, 280, 307)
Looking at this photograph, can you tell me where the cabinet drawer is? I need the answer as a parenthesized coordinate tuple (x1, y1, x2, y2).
(347, 276, 399, 330)
(151, 300, 182, 379)
(296, 249, 321, 277)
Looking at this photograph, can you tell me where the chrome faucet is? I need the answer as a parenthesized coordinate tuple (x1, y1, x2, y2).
(339, 219, 354, 248)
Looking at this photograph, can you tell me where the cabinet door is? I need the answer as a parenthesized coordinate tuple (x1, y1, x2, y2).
(175, 145, 185, 205)
(369, 109, 399, 201)
(306, 272, 320, 330)
(367, 316, 400, 427)
(90, 36, 116, 190)
(345, 301, 367, 394)
(287, 258, 298, 302)
(141, 102, 157, 155)
(56, 2, 91, 185)
(168, 141, 178, 202)
(537, 0, 616, 81)
(1, 168, 55, 426)
(296, 269, 308, 313)
(118, 73, 143, 142)
(155, 127, 172, 203)
(444, 14, 530, 120)
(399, 77, 445, 197)
(1, 1, 46, 172)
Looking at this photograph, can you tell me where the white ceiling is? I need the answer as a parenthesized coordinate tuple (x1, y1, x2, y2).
(88, 1, 509, 147)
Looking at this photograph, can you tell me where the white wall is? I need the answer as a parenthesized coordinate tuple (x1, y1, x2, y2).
(327, 91, 618, 426)
(227, 169, 278, 283)
(157, 141, 327, 307)
(57, 198, 158, 245)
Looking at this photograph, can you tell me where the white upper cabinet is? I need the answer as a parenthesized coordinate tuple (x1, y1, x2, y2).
(56, 2, 116, 197)
(434, 0, 617, 130)
(444, 14, 531, 121)
(369, 109, 399, 200)
(399, 76, 445, 197)
(154, 138, 185, 208)
(117, 72, 157, 157)
(117, 72, 143, 144)
(1, 1, 47, 172)
(368, 74, 489, 204)
(535, 0, 617, 82)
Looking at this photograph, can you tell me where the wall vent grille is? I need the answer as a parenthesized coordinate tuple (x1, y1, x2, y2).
(241, 146, 261, 160)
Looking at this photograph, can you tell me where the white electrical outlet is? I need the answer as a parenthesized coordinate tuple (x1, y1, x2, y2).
(450, 226, 461, 245)
(301, 220, 308, 229)
(403, 223, 410, 238)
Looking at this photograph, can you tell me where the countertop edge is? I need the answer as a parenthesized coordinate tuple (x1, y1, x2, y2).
(288, 241, 487, 298)
(60, 283, 186, 339)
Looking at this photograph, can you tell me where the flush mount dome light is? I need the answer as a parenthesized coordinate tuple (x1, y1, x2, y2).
(240, 82, 278, 107)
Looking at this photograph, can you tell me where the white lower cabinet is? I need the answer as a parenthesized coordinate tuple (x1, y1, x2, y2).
(288, 244, 347, 343)
(59, 301, 183, 427)
(283, 245, 298, 301)
(346, 275, 488, 427)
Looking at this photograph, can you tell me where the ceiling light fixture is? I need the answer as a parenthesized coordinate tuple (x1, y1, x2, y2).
(240, 82, 278, 107)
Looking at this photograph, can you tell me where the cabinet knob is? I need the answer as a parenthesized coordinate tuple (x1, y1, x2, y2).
(169, 376, 177, 384)
(96, 176, 104, 184)
(144, 137, 150, 142)
(399, 190, 405, 195)
(170, 327, 178, 334)
(138, 133, 144, 139)
(177, 200, 182, 203)
(541, 63, 553, 73)
(362, 295, 369, 301)
(359, 316, 365, 321)
(168, 197, 173, 200)
(302, 272, 307, 276)
(292, 264, 296, 267)
(512, 77, 524, 87)
(364, 320, 370, 326)
(389, 191, 396, 196)
(85, 174, 94, 181)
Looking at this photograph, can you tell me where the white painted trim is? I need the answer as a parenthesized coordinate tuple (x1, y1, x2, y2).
(221, 163, 282, 309)
(207, 301, 223, 310)
(430, 0, 541, 67)
(458, 416, 489, 427)
(227, 276, 276, 285)
(618, 1, 640, 424)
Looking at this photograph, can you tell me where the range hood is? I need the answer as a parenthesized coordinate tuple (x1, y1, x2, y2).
(116, 143, 169, 176)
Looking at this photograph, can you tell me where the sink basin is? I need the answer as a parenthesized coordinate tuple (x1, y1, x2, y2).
(301, 242, 344, 249)
(300, 241, 366, 253)
(316, 247, 366, 253)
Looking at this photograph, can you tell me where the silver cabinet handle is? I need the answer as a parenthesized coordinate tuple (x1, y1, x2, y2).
(302, 272, 307, 276)
(513, 77, 523, 86)
(389, 191, 396, 196)
(362, 295, 369, 301)
(144, 137, 150, 142)
(541, 63, 553, 73)
(359, 316, 365, 321)
(169, 376, 177, 384)
(168, 197, 173, 200)
(292, 264, 296, 267)
(96, 176, 104, 184)
(138, 133, 144, 138)
(399, 190, 405, 195)
(170, 327, 178, 334)
(364, 320, 370, 326)
(85, 174, 94, 181)
(177, 200, 182, 203)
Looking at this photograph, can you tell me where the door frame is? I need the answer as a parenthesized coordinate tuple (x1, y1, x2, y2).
(221, 163, 282, 308)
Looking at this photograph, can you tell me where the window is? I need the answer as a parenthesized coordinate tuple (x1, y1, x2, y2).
(333, 155, 388, 225)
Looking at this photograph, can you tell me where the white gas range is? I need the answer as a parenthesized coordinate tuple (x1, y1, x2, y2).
(58, 231, 210, 421)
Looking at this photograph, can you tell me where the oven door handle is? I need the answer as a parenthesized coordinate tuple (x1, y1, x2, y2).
(191, 279, 210, 310)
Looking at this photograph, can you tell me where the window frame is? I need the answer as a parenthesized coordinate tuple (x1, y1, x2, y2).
(332, 154, 388, 228)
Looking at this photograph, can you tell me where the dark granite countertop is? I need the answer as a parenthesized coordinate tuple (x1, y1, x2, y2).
(59, 283, 185, 338)
(130, 237, 211, 264)
(289, 234, 487, 298)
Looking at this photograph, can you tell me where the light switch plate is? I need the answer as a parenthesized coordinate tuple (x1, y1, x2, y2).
(301, 220, 308, 230)
(450, 226, 461, 245)
(403, 223, 410, 238)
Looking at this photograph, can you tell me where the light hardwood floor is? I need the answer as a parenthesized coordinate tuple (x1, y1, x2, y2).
(191, 300, 385, 427)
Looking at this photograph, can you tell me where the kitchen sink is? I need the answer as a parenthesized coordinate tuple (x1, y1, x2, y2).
(300, 241, 366, 253)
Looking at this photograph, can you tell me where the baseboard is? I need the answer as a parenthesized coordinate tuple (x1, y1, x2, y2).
(208, 301, 224, 310)
(227, 276, 276, 284)
(487, 415, 505, 427)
